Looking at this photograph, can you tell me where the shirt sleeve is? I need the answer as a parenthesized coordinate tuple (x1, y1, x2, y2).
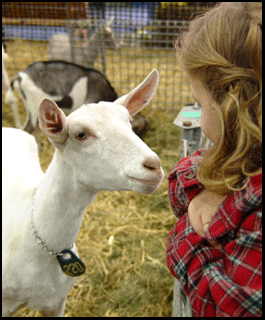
(168, 149, 205, 218)
(167, 210, 262, 317)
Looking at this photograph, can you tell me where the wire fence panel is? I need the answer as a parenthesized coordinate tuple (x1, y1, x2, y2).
(2, 2, 217, 111)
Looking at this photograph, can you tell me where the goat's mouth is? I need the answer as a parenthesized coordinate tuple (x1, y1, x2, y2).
(128, 176, 163, 185)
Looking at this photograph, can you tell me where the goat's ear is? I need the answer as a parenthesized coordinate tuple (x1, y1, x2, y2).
(114, 69, 159, 116)
(38, 98, 68, 147)
(105, 16, 114, 27)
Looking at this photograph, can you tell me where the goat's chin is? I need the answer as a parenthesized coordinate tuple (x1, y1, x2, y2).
(129, 179, 163, 195)
(138, 186, 160, 195)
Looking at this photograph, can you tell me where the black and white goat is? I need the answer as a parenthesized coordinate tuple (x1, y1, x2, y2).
(5, 61, 147, 139)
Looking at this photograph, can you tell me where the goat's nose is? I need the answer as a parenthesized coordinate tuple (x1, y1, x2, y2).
(143, 157, 162, 171)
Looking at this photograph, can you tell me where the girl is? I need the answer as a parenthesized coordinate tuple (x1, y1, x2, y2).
(167, 2, 262, 317)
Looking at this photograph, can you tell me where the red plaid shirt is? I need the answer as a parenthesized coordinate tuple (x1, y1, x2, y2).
(167, 149, 262, 317)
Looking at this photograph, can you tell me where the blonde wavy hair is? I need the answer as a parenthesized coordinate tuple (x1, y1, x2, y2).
(176, 2, 262, 195)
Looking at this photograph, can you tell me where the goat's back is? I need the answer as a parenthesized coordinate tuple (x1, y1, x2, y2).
(48, 33, 71, 62)
(48, 32, 99, 67)
(2, 128, 43, 196)
(23, 61, 118, 103)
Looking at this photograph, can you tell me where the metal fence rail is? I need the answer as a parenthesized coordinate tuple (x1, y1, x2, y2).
(172, 103, 212, 317)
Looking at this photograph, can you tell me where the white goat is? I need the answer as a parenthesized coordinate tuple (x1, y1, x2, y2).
(2, 45, 10, 92)
(48, 17, 120, 68)
(2, 45, 22, 128)
(2, 69, 164, 317)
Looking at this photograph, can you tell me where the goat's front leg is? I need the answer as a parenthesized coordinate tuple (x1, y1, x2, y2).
(41, 299, 66, 317)
(10, 100, 22, 128)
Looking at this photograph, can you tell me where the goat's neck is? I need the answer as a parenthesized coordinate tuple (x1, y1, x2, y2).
(85, 28, 103, 49)
(33, 150, 98, 253)
(74, 31, 99, 65)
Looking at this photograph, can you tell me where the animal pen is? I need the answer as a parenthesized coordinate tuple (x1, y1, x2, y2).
(2, 2, 217, 317)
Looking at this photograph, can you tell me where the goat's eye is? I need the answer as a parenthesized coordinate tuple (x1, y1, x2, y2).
(129, 116, 133, 123)
(77, 132, 87, 140)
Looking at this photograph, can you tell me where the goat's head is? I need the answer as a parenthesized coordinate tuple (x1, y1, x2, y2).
(100, 17, 120, 49)
(38, 69, 164, 194)
(79, 17, 120, 49)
